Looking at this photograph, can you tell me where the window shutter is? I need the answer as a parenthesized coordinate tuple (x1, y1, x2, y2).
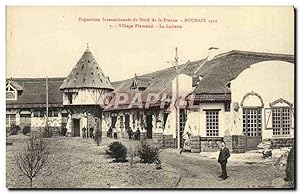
(290, 108, 294, 129)
(264, 108, 273, 129)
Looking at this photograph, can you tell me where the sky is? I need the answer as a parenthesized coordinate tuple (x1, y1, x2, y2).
(6, 6, 294, 82)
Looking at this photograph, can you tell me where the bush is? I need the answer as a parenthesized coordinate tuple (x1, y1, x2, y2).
(136, 141, 160, 164)
(42, 127, 53, 138)
(9, 124, 21, 135)
(94, 130, 102, 146)
(106, 142, 127, 162)
(22, 126, 31, 135)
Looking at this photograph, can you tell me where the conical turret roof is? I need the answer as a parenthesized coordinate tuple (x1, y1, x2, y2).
(60, 46, 113, 90)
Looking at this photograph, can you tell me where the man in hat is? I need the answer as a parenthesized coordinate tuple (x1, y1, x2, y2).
(218, 141, 230, 180)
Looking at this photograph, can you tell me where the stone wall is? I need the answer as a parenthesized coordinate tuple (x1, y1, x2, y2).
(223, 136, 233, 151)
(153, 133, 163, 145)
(224, 135, 246, 153)
(190, 135, 201, 153)
(271, 138, 294, 149)
(200, 137, 222, 152)
(162, 135, 175, 148)
(232, 135, 246, 153)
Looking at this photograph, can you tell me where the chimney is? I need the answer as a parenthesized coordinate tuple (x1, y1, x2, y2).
(207, 47, 219, 61)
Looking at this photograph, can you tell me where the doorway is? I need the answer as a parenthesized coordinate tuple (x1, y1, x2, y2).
(179, 109, 187, 148)
(242, 108, 262, 150)
(125, 114, 130, 130)
(73, 119, 80, 137)
(111, 116, 117, 128)
(146, 114, 153, 139)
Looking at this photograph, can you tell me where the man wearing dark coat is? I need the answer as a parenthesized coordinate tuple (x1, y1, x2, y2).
(218, 141, 230, 180)
(284, 146, 294, 186)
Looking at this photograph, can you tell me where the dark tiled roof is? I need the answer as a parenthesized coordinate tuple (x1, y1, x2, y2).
(60, 48, 113, 90)
(186, 93, 231, 102)
(106, 50, 294, 108)
(8, 80, 24, 91)
(6, 78, 65, 109)
(193, 50, 294, 100)
(104, 60, 204, 111)
(135, 76, 153, 89)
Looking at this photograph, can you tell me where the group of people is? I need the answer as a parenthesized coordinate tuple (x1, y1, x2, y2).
(106, 127, 141, 140)
(81, 127, 94, 139)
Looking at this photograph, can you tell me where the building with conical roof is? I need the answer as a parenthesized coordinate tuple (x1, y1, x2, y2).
(60, 45, 114, 137)
(60, 46, 113, 91)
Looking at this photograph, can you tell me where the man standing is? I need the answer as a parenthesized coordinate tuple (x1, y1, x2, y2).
(218, 141, 230, 180)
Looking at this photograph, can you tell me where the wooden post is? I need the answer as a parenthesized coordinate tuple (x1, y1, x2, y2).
(46, 76, 49, 136)
(175, 47, 180, 151)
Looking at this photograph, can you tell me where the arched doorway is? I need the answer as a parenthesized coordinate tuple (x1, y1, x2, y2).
(241, 91, 264, 150)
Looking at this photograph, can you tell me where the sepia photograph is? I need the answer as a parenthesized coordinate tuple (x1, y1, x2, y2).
(5, 6, 295, 189)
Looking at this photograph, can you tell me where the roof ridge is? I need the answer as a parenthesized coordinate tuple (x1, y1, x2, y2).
(215, 50, 294, 59)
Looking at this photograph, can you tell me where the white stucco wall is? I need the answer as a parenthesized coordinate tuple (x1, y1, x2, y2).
(199, 103, 229, 137)
(63, 88, 112, 105)
(165, 74, 194, 137)
(230, 60, 294, 139)
(31, 116, 62, 128)
(172, 73, 193, 104)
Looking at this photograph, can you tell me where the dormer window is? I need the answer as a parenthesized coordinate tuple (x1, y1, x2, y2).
(131, 80, 137, 89)
(130, 74, 151, 91)
(6, 79, 24, 101)
(227, 83, 231, 89)
(6, 85, 17, 100)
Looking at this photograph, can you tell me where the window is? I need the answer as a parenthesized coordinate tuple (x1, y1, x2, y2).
(179, 109, 186, 132)
(206, 110, 219, 136)
(163, 113, 169, 128)
(67, 93, 73, 104)
(49, 110, 59, 117)
(119, 116, 124, 128)
(272, 107, 290, 136)
(224, 102, 231, 112)
(6, 85, 17, 100)
(243, 108, 262, 137)
(130, 81, 137, 89)
(6, 114, 16, 129)
(33, 110, 44, 117)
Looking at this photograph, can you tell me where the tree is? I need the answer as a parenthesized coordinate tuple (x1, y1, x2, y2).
(15, 134, 49, 188)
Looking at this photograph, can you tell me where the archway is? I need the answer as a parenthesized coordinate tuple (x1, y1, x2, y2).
(241, 91, 264, 150)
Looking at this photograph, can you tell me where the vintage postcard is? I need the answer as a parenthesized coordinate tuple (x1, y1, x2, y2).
(6, 6, 295, 189)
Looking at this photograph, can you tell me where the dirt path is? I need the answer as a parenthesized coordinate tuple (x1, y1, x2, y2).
(160, 150, 288, 188)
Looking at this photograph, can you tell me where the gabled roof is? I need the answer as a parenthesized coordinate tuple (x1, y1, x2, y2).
(6, 78, 64, 109)
(60, 47, 113, 90)
(105, 50, 294, 110)
(132, 75, 153, 89)
(6, 79, 24, 91)
(193, 50, 294, 101)
(104, 59, 205, 111)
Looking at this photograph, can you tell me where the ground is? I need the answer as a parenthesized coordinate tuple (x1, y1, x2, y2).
(6, 134, 291, 189)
